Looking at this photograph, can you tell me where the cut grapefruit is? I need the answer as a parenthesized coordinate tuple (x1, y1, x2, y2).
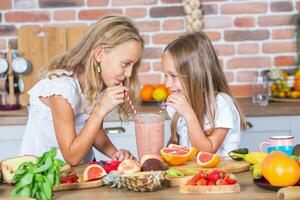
(167, 144, 198, 160)
(160, 147, 190, 166)
(196, 151, 221, 168)
(83, 164, 107, 182)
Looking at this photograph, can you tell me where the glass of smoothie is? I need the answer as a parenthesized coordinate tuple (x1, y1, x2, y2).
(134, 112, 164, 160)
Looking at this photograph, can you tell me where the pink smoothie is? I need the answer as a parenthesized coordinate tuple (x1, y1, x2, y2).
(135, 114, 164, 160)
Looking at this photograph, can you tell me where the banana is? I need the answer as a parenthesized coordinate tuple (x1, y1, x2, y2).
(252, 163, 263, 179)
(229, 152, 267, 165)
(243, 152, 267, 165)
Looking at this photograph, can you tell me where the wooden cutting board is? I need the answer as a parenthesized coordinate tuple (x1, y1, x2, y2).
(54, 179, 104, 191)
(173, 159, 250, 174)
(18, 26, 67, 106)
(180, 183, 241, 194)
(18, 25, 89, 106)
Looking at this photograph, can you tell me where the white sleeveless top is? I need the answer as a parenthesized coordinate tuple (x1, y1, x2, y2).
(20, 70, 95, 164)
(166, 92, 241, 156)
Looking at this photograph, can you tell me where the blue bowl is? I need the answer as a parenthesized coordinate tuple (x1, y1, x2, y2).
(267, 146, 295, 156)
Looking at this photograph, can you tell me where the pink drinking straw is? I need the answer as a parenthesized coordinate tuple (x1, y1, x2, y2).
(158, 104, 166, 114)
(121, 82, 137, 115)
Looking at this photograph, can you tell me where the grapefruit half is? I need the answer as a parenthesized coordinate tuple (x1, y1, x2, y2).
(196, 151, 221, 168)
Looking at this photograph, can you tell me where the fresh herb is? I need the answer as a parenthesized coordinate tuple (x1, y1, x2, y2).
(11, 148, 65, 200)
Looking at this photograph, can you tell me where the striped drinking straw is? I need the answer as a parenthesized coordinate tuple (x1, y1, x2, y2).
(158, 104, 167, 114)
(121, 82, 137, 115)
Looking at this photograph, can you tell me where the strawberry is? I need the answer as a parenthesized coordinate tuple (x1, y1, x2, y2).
(197, 178, 208, 186)
(195, 171, 207, 180)
(207, 180, 216, 185)
(207, 170, 223, 183)
(223, 174, 236, 185)
(60, 173, 78, 184)
(187, 179, 197, 186)
(216, 179, 228, 185)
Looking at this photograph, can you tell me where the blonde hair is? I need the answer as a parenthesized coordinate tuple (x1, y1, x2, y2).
(46, 15, 144, 119)
(164, 31, 246, 145)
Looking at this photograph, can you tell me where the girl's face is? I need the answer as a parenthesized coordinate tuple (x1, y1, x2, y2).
(100, 40, 142, 86)
(162, 51, 184, 93)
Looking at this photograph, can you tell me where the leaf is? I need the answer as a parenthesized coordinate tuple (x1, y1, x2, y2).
(33, 157, 53, 174)
(54, 170, 61, 187)
(11, 184, 24, 197)
(19, 186, 31, 197)
(19, 174, 34, 187)
(42, 176, 52, 200)
(46, 172, 55, 186)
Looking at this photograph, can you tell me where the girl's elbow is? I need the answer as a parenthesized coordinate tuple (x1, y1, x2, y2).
(64, 156, 81, 166)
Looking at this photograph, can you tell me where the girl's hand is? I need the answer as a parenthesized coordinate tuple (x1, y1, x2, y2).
(111, 149, 136, 161)
(166, 92, 195, 120)
(94, 86, 128, 116)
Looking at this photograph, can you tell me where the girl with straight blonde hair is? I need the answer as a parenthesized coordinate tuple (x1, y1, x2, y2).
(20, 15, 144, 165)
(162, 31, 246, 156)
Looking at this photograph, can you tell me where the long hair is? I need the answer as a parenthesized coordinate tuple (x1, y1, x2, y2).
(45, 15, 144, 119)
(165, 31, 246, 144)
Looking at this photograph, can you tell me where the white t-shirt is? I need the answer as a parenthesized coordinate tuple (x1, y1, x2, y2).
(20, 70, 95, 164)
(166, 92, 241, 156)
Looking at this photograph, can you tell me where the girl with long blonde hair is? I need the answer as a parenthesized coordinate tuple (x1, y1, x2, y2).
(162, 31, 246, 156)
(20, 15, 144, 165)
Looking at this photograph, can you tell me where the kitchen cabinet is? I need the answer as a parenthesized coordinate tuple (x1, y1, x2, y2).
(0, 125, 25, 160)
(240, 115, 300, 151)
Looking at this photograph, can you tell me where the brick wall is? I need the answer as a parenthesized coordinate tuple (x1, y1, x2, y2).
(0, 0, 298, 97)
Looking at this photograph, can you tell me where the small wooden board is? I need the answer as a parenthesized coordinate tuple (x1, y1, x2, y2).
(173, 159, 250, 174)
(54, 164, 104, 191)
(54, 179, 104, 191)
(180, 183, 241, 194)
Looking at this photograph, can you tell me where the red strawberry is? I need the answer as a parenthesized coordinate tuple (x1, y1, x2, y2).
(187, 179, 197, 186)
(216, 179, 228, 185)
(224, 174, 236, 185)
(197, 178, 208, 186)
(195, 171, 207, 180)
(207, 180, 216, 185)
(60, 173, 78, 184)
(207, 170, 223, 183)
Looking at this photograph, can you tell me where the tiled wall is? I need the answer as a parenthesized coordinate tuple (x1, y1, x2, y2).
(0, 0, 298, 96)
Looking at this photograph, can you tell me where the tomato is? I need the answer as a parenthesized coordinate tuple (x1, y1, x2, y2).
(262, 151, 300, 186)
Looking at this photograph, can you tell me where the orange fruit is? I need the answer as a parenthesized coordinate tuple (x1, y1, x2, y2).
(262, 151, 300, 186)
(152, 87, 168, 101)
(196, 151, 221, 168)
(140, 84, 155, 101)
(160, 147, 190, 166)
(156, 83, 167, 91)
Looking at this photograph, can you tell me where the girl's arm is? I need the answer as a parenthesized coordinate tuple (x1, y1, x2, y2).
(93, 127, 118, 158)
(48, 85, 128, 166)
(166, 92, 228, 153)
(49, 95, 105, 166)
(93, 128, 136, 160)
(184, 111, 228, 153)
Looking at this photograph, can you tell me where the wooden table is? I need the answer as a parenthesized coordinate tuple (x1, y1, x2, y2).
(0, 172, 278, 200)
